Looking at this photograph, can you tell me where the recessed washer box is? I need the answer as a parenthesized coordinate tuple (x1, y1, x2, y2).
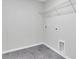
(58, 40, 65, 54)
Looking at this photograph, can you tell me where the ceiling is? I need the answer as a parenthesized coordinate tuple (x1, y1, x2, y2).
(37, 0, 47, 2)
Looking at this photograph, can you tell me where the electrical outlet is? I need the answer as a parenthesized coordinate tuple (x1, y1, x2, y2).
(45, 25, 47, 29)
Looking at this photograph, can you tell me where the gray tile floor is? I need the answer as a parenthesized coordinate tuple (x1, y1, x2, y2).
(2, 44, 65, 59)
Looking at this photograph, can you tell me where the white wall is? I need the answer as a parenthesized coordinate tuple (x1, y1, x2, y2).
(2, 0, 76, 59)
(45, 0, 76, 59)
(2, 0, 44, 52)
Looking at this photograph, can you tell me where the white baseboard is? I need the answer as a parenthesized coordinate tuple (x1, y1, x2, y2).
(43, 42, 71, 59)
(2, 42, 71, 59)
(2, 42, 44, 54)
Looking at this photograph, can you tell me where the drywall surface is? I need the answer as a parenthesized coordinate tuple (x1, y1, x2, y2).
(2, 0, 43, 52)
(45, 0, 76, 59)
(45, 14, 76, 59)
